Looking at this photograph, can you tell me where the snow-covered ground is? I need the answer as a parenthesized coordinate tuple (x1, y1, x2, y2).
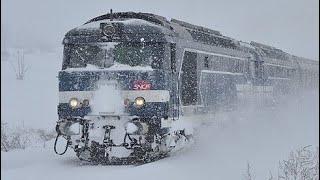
(1, 50, 319, 179)
(1, 48, 62, 129)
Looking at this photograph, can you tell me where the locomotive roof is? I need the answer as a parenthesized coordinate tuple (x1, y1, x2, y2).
(64, 12, 177, 44)
(64, 11, 318, 65)
(64, 11, 240, 49)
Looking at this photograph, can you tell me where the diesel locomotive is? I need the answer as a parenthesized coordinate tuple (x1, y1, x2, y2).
(54, 11, 319, 164)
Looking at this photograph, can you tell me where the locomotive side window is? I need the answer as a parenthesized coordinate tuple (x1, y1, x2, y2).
(181, 51, 198, 106)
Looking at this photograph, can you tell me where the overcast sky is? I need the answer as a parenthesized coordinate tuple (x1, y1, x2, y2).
(1, 0, 319, 60)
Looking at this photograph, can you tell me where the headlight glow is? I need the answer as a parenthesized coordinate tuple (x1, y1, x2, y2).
(134, 97, 145, 107)
(69, 98, 79, 108)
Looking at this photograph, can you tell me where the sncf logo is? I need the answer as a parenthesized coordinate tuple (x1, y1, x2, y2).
(133, 80, 151, 90)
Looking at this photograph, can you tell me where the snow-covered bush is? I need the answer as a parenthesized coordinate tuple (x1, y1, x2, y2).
(1, 122, 10, 152)
(36, 129, 56, 148)
(1, 122, 56, 151)
(278, 145, 319, 180)
(243, 146, 319, 180)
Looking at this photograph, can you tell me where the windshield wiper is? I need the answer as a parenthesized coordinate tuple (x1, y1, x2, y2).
(75, 49, 86, 64)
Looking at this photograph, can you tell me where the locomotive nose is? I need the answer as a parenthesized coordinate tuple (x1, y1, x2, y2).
(90, 81, 124, 115)
(58, 69, 169, 118)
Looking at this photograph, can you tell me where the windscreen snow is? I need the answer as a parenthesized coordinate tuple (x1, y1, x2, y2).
(62, 42, 165, 70)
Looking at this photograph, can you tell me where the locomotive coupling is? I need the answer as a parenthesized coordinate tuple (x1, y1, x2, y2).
(124, 121, 149, 135)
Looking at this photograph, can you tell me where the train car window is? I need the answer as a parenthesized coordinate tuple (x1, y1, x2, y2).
(240, 61, 244, 73)
(219, 56, 226, 72)
(218, 57, 226, 71)
(212, 56, 221, 71)
(280, 67, 284, 78)
(254, 61, 263, 79)
(224, 57, 231, 72)
(204, 56, 209, 68)
(216, 60, 220, 71)
(229, 58, 236, 72)
(278, 67, 282, 77)
(267, 66, 271, 77)
(234, 60, 240, 73)
(241, 61, 245, 73)
(270, 66, 275, 77)
(236, 59, 240, 73)
(275, 66, 279, 77)
(229, 59, 235, 72)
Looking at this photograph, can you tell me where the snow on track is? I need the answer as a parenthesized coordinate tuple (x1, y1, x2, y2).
(2, 90, 318, 180)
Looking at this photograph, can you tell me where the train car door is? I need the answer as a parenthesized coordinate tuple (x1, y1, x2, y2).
(181, 51, 197, 106)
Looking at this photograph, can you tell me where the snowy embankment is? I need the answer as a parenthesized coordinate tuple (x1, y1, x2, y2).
(1, 50, 319, 180)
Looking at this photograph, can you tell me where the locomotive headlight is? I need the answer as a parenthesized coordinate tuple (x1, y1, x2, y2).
(134, 97, 145, 107)
(102, 24, 115, 36)
(69, 98, 79, 108)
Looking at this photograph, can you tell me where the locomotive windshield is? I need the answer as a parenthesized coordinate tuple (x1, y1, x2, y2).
(62, 42, 165, 70)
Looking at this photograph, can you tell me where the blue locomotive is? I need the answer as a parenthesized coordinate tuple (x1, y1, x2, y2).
(54, 11, 319, 164)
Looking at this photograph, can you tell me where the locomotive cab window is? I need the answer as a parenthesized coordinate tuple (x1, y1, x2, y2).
(62, 42, 165, 70)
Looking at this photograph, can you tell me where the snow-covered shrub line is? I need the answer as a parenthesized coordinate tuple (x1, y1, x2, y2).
(1, 122, 56, 151)
(277, 145, 319, 180)
(243, 145, 319, 180)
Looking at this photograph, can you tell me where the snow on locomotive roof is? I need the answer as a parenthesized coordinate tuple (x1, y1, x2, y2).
(77, 18, 162, 30)
(85, 12, 170, 27)
(239, 41, 255, 49)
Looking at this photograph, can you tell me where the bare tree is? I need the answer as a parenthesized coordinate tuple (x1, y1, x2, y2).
(10, 49, 28, 80)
